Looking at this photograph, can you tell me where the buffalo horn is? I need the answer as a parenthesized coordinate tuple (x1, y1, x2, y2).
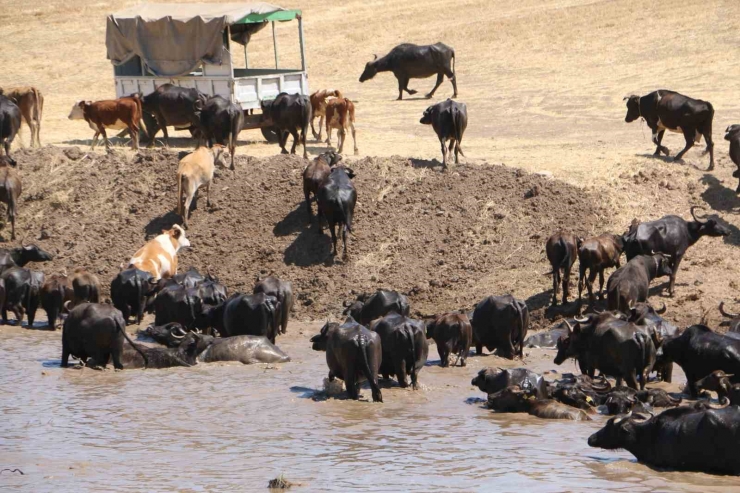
(719, 301, 740, 319)
(562, 319, 574, 334)
(655, 302, 667, 314)
(690, 206, 707, 224)
(574, 315, 590, 323)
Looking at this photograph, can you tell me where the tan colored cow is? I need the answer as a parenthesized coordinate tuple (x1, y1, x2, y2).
(325, 97, 358, 155)
(0, 86, 43, 147)
(128, 225, 190, 281)
(176, 145, 227, 228)
(309, 89, 341, 141)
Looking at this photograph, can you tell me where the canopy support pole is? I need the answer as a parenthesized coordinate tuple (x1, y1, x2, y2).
(298, 15, 306, 72)
(272, 21, 279, 69)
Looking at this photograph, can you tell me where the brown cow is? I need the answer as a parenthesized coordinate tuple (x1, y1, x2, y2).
(0, 157, 21, 240)
(71, 267, 101, 306)
(325, 97, 358, 155)
(40, 274, 73, 329)
(425, 311, 472, 367)
(68, 95, 142, 150)
(302, 150, 342, 219)
(0, 87, 43, 147)
(309, 89, 341, 141)
(176, 145, 227, 228)
(577, 234, 624, 310)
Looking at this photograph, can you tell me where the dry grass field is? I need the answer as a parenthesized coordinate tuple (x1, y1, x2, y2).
(1, 0, 740, 327)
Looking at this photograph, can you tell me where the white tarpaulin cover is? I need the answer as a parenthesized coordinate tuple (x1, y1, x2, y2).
(106, 3, 283, 76)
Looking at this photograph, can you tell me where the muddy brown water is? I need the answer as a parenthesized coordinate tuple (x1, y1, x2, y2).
(1, 320, 737, 492)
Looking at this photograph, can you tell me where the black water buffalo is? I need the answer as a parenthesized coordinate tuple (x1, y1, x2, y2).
(197, 278, 228, 306)
(317, 165, 356, 259)
(253, 276, 293, 335)
(2, 267, 43, 327)
(260, 92, 311, 159)
(657, 324, 740, 396)
(695, 370, 740, 405)
(577, 234, 624, 310)
(488, 386, 591, 421)
(359, 42, 457, 100)
(425, 311, 472, 367)
(197, 335, 291, 364)
(195, 95, 243, 170)
(40, 274, 72, 329)
(623, 207, 729, 296)
(144, 322, 189, 348)
(370, 313, 428, 389)
(589, 406, 740, 474)
(0, 94, 21, 166)
(170, 266, 206, 288)
(625, 90, 715, 169)
(602, 387, 681, 415)
(546, 232, 582, 306)
(70, 268, 100, 306)
(725, 125, 740, 193)
(200, 293, 280, 342)
(554, 314, 655, 389)
(310, 319, 383, 402)
(121, 331, 210, 369)
(551, 373, 611, 410)
(627, 302, 678, 382)
(472, 367, 549, 399)
(61, 303, 146, 369)
(153, 284, 202, 328)
(606, 254, 672, 313)
(111, 268, 155, 324)
(141, 84, 207, 147)
(719, 301, 740, 333)
(344, 289, 410, 326)
(0, 244, 53, 273)
(419, 99, 467, 168)
(471, 295, 529, 359)
(303, 150, 342, 219)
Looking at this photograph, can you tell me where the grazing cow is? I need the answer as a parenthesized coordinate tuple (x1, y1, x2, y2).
(141, 84, 207, 147)
(370, 313, 428, 389)
(471, 295, 529, 359)
(656, 325, 740, 396)
(0, 94, 21, 165)
(0, 161, 22, 239)
(260, 92, 311, 159)
(128, 225, 190, 281)
(606, 254, 672, 313)
(725, 125, 740, 193)
(111, 268, 154, 325)
(0, 244, 53, 273)
(309, 89, 341, 140)
(1, 267, 43, 327)
(359, 42, 457, 100)
(344, 289, 410, 326)
(176, 145, 227, 228)
(719, 301, 740, 333)
(546, 232, 582, 306)
(577, 234, 624, 309)
(0, 87, 43, 147)
(303, 150, 342, 219)
(61, 303, 146, 369)
(589, 406, 740, 474)
(488, 386, 591, 421)
(623, 207, 730, 296)
(200, 293, 280, 342)
(70, 268, 100, 306)
(310, 319, 383, 402)
(325, 97, 358, 155)
(40, 274, 72, 329)
(695, 370, 740, 405)
(425, 311, 472, 367)
(317, 166, 357, 258)
(253, 276, 293, 335)
(624, 90, 715, 169)
(419, 99, 467, 168)
(68, 95, 142, 150)
(471, 368, 549, 399)
(194, 96, 243, 170)
(554, 315, 656, 389)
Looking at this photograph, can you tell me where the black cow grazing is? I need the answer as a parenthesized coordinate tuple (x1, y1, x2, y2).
(40, 274, 72, 329)
(303, 150, 342, 219)
(61, 303, 147, 369)
(419, 99, 467, 168)
(0, 94, 21, 166)
(471, 367, 549, 399)
(471, 295, 529, 359)
(344, 289, 410, 326)
(359, 42, 457, 100)
(195, 96, 243, 170)
(606, 254, 672, 313)
(253, 276, 293, 335)
(111, 268, 155, 325)
(488, 386, 592, 421)
(0, 244, 53, 273)
(695, 370, 740, 405)
(200, 293, 280, 342)
(370, 313, 428, 389)
(623, 207, 730, 296)
(577, 234, 624, 310)
(624, 90, 715, 170)
(310, 318, 383, 402)
(141, 84, 207, 147)
(656, 324, 740, 396)
(725, 125, 740, 193)
(554, 314, 656, 389)
(317, 166, 357, 259)
(260, 92, 311, 159)
(153, 284, 202, 329)
(120, 332, 210, 369)
(589, 406, 740, 475)
(719, 301, 740, 333)
(546, 232, 582, 306)
(1, 267, 43, 327)
(70, 267, 100, 306)
(425, 311, 472, 367)
(0, 162, 21, 239)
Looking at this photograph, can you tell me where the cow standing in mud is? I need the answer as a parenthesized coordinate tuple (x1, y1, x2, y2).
(471, 295, 529, 359)
(546, 232, 582, 306)
(577, 234, 624, 310)
(426, 312, 472, 367)
(371, 313, 428, 389)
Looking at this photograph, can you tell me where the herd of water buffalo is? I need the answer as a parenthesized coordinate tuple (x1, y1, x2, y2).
(1, 39, 740, 475)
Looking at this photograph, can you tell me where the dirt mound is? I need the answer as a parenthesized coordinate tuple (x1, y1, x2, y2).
(7, 146, 608, 328)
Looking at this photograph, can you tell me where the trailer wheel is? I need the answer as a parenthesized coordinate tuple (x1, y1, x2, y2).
(261, 126, 280, 144)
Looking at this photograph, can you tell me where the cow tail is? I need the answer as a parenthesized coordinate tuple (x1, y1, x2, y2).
(344, 201, 354, 234)
(356, 333, 375, 392)
(558, 237, 572, 271)
(405, 324, 417, 387)
(705, 101, 714, 142)
(187, 292, 197, 329)
(452, 106, 465, 157)
(33, 88, 43, 141)
(515, 301, 526, 359)
(120, 317, 148, 367)
(176, 171, 183, 216)
(349, 101, 356, 124)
